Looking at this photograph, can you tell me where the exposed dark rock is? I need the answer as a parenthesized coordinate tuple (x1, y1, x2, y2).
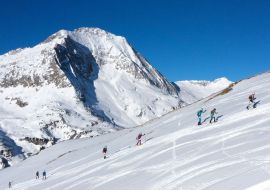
(91, 121, 98, 126)
(27, 153, 32, 157)
(21, 137, 49, 145)
(69, 130, 77, 140)
(16, 99, 28, 107)
(0, 157, 9, 168)
(0, 149, 13, 157)
(40, 146, 45, 151)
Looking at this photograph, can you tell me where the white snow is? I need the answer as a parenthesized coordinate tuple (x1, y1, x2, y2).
(0, 71, 269, 189)
(0, 27, 182, 165)
(174, 77, 232, 104)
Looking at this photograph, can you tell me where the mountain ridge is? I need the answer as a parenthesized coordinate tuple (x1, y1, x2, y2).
(173, 77, 232, 104)
(0, 27, 183, 168)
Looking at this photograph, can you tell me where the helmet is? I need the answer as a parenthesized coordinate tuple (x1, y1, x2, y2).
(201, 108, 203, 111)
(105, 145, 107, 147)
(140, 132, 142, 135)
(214, 108, 216, 110)
(252, 92, 255, 95)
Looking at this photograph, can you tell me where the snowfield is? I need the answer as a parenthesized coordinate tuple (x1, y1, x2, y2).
(174, 77, 232, 104)
(0, 70, 269, 190)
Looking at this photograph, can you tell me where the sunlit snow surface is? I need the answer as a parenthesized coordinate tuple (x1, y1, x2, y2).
(0, 28, 182, 165)
(174, 77, 232, 104)
(0, 72, 270, 189)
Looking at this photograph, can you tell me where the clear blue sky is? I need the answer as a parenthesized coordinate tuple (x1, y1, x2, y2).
(0, 0, 269, 82)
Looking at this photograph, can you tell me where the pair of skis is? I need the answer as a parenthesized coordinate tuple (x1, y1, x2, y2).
(199, 120, 220, 126)
(246, 104, 256, 110)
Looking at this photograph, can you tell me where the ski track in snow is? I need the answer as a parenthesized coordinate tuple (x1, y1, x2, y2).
(1, 72, 270, 189)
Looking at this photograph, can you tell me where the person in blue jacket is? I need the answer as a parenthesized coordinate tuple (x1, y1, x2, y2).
(43, 171, 46, 180)
(197, 108, 206, 125)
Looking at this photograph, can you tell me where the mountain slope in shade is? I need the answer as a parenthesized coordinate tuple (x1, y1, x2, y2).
(173, 77, 232, 104)
(0, 28, 182, 167)
(0, 71, 269, 189)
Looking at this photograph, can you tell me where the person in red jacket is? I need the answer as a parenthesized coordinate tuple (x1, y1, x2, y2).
(247, 92, 256, 109)
(103, 145, 107, 159)
(136, 132, 145, 146)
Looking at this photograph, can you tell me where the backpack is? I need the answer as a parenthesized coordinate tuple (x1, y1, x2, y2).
(249, 95, 252, 100)
(197, 111, 200, 117)
(211, 110, 214, 115)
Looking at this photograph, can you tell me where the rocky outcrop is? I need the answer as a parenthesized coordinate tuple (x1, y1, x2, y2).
(40, 146, 45, 151)
(69, 27, 179, 96)
(0, 149, 13, 157)
(0, 157, 9, 169)
(16, 99, 28, 107)
(67, 130, 93, 140)
(20, 137, 55, 146)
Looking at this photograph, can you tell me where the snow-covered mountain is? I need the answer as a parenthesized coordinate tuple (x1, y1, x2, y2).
(0, 28, 183, 167)
(0, 70, 269, 190)
(173, 77, 232, 104)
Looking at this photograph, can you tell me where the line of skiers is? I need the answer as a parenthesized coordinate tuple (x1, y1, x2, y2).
(8, 171, 46, 188)
(197, 93, 257, 125)
(36, 170, 46, 179)
(197, 108, 218, 125)
(102, 93, 257, 160)
(6, 92, 259, 187)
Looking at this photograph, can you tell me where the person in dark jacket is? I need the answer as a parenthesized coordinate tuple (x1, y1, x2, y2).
(210, 108, 218, 123)
(36, 171, 39, 179)
(247, 92, 256, 109)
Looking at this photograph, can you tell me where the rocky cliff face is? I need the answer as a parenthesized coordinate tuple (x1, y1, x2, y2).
(0, 27, 182, 168)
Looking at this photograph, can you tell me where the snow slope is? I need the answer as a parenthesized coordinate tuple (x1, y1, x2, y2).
(0, 71, 269, 190)
(0, 27, 182, 167)
(174, 77, 232, 104)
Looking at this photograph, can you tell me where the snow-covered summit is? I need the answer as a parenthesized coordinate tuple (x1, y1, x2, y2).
(173, 77, 232, 104)
(0, 27, 182, 168)
(179, 77, 230, 87)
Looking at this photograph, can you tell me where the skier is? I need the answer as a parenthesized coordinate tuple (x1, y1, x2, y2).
(210, 108, 218, 123)
(36, 171, 39, 179)
(246, 92, 256, 109)
(136, 132, 145, 146)
(9, 182, 12, 188)
(103, 145, 107, 159)
(197, 108, 206, 125)
(43, 171, 46, 180)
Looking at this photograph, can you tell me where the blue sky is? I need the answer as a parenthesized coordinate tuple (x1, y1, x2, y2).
(0, 0, 269, 82)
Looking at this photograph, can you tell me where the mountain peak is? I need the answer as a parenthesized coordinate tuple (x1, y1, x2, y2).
(0, 27, 182, 167)
(41, 30, 68, 45)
